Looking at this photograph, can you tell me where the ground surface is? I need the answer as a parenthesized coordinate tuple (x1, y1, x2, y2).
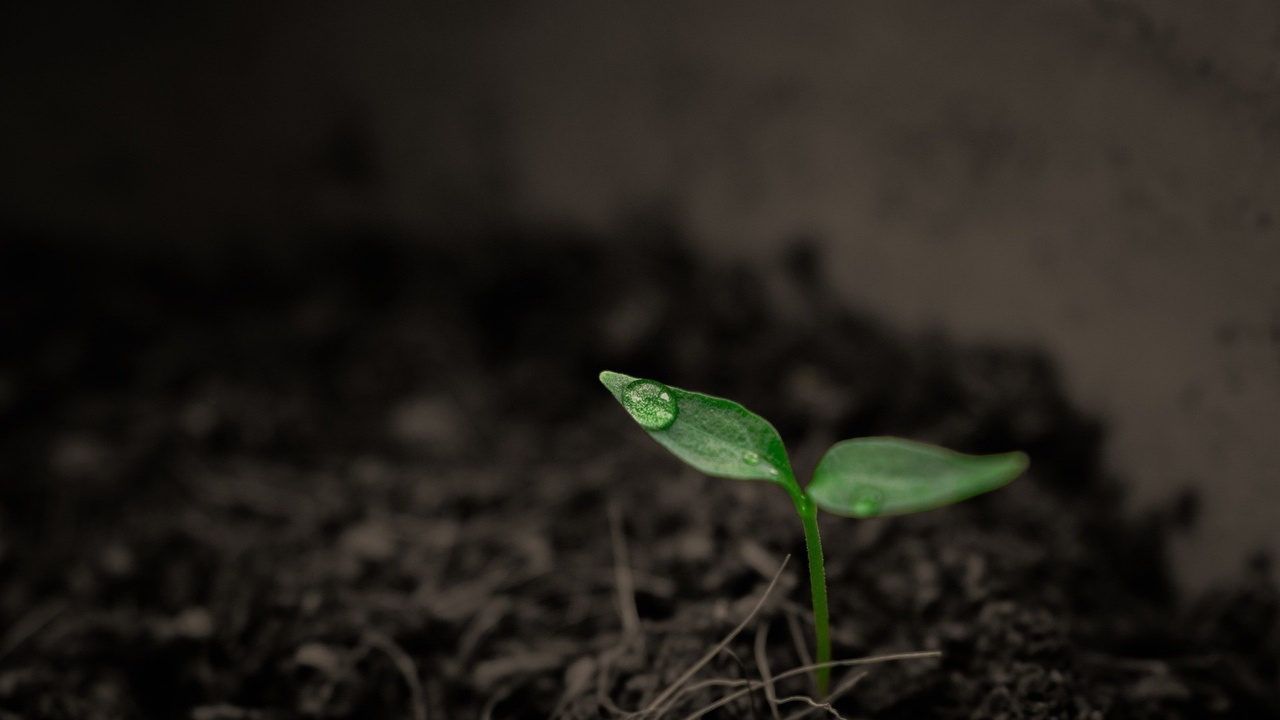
(0, 233, 1277, 718)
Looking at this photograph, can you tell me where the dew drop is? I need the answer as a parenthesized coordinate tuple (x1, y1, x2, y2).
(622, 380, 678, 431)
(850, 486, 884, 518)
(741, 451, 760, 466)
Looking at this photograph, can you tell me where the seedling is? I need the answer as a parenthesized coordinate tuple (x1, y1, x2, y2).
(599, 371, 1028, 695)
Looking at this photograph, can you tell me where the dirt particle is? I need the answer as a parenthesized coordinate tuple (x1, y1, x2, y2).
(158, 607, 214, 641)
(49, 435, 111, 479)
(389, 396, 468, 453)
(294, 643, 344, 676)
(339, 520, 397, 564)
(98, 543, 135, 579)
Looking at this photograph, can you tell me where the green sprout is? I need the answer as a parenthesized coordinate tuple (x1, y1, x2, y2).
(599, 371, 1028, 695)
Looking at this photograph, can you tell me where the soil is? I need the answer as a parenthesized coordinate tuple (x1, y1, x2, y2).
(1, 227, 1277, 719)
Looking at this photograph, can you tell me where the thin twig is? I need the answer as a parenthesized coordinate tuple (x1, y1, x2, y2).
(782, 671, 867, 720)
(427, 678, 449, 720)
(595, 645, 630, 717)
(720, 647, 763, 720)
(676, 652, 941, 720)
(656, 669, 869, 720)
(783, 606, 813, 681)
(597, 503, 646, 715)
(0, 601, 67, 665)
(607, 502, 641, 636)
(480, 682, 515, 720)
(642, 556, 791, 714)
(364, 630, 428, 720)
(772, 652, 941, 685)
(754, 623, 783, 720)
(774, 694, 846, 720)
(627, 669, 728, 717)
(457, 597, 513, 665)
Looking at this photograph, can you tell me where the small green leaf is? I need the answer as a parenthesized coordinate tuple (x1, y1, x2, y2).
(599, 371, 797, 488)
(807, 437, 1027, 518)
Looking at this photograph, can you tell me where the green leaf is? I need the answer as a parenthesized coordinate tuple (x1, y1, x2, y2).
(599, 371, 797, 489)
(807, 437, 1027, 518)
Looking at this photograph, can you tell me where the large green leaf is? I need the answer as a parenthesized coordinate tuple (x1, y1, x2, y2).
(807, 437, 1027, 518)
(599, 371, 797, 489)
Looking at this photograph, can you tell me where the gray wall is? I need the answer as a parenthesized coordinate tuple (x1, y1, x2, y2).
(5, 0, 1279, 589)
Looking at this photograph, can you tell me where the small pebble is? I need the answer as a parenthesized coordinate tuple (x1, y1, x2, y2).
(169, 607, 214, 640)
(99, 543, 135, 579)
(339, 521, 396, 563)
(294, 643, 343, 676)
(389, 396, 466, 452)
(49, 435, 110, 479)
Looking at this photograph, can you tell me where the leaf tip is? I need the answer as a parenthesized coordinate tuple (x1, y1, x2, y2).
(1013, 450, 1030, 471)
(598, 370, 633, 398)
(1000, 450, 1031, 481)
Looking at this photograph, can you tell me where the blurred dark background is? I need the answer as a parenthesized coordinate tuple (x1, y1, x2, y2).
(3, 0, 1279, 591)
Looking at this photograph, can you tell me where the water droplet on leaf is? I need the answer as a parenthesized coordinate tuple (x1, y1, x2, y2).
(741, 451, 760, 466)
(622, 380, 678, 430)
(850, 486, 884, 518)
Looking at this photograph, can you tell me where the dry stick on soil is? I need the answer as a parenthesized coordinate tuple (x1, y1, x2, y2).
(652, 677, 779, 719)
(772, 692, 848, 720)
(595, 636, 633, 715)
(674, 653, 941, 720)
(639, 556, 792, 716)
(754, 623, 783, 720)
(653, 674, 798, 717)
(718, 647, 763, 719)
(651, 678, 752, 700)
(783, 608, 813, 681)
(654, 653, 885, 720)
(480, 682, 516, 720)
(457, 597, 513, 666)
(646, 670, 864, 720)
(595, 640, 632, 714)
(782, 670, 868, 720)
(596, 503, 646, 716)
(552, 656, 598, 719)
(0, 601, 66, 665)
(608, 502, 641, 636)
(363, 630, 428, 720)
(426, 678, 449, 720)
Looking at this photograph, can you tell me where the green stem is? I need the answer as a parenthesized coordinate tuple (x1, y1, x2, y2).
(793, 492, 831, 696)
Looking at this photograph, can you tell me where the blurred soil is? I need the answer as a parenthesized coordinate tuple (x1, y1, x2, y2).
(0, 229, 1277, 719)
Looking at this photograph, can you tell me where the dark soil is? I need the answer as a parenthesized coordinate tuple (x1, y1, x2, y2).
(1, 228, 1277, 719)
